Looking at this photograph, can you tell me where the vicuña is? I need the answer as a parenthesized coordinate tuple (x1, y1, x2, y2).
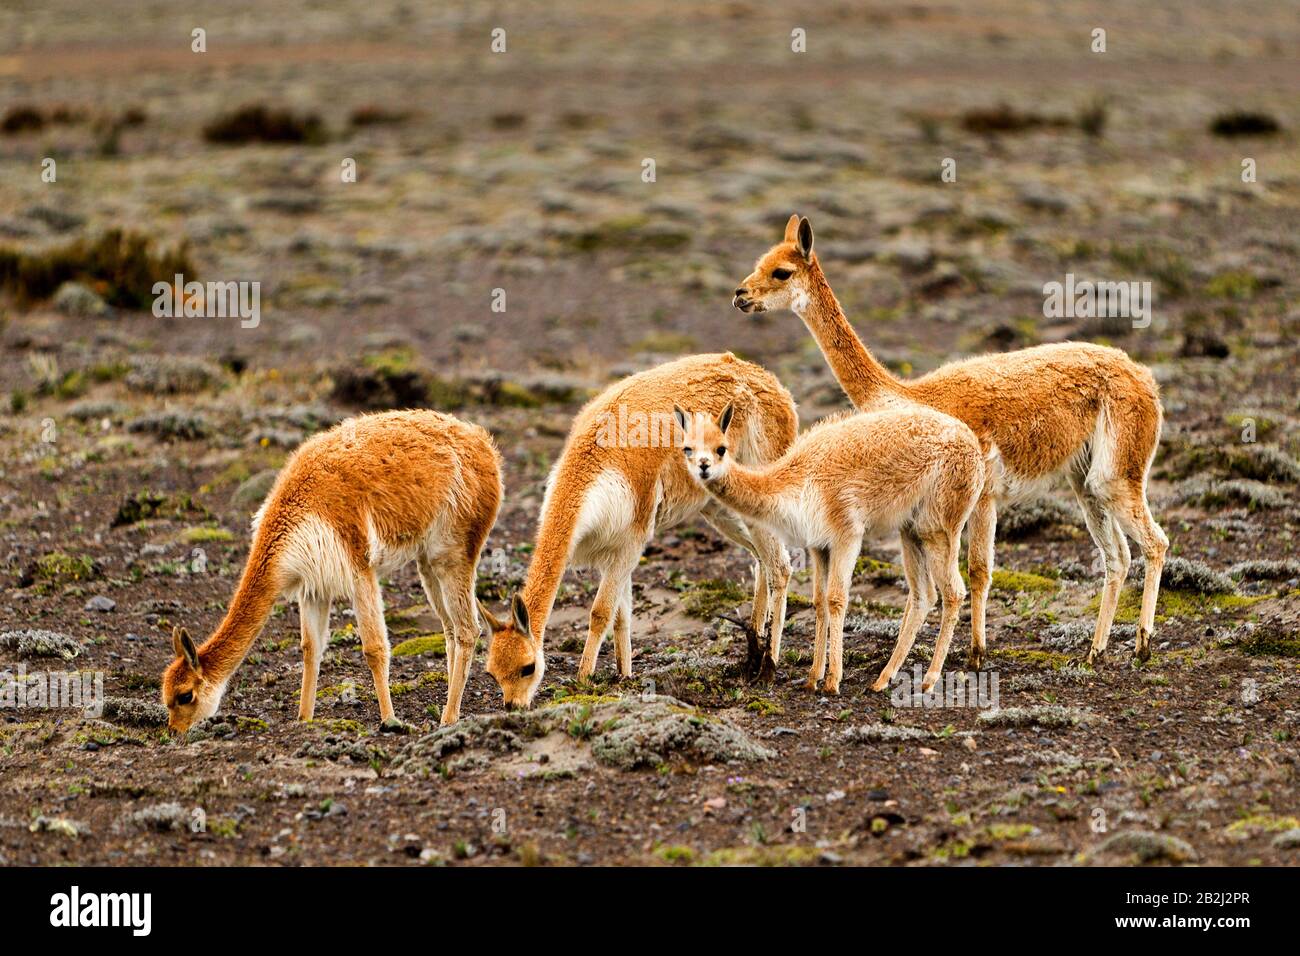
(733, 215, 1168, 667)
(161, 410, 502, 731)
(480, 353, 796, 709)
(677, 403, 984, 693)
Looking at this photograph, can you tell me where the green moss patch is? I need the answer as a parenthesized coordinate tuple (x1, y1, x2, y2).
(392, 634, 446, 657)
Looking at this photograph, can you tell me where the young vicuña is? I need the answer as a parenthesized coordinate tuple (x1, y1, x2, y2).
(677, 403, 984, 693)
(480, 353, 797, 709)
(733, 214, 1168, 667)
(161, 409, 502, 732)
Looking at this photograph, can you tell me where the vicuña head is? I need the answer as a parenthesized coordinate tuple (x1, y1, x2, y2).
(162, 626, 223, 733)
(482, 594, 545, 709)
(733, 214, 815, 316)
(674, 403, 735, 484)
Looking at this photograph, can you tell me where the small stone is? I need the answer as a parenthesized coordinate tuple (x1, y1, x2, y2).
(84, 595, 116, 613)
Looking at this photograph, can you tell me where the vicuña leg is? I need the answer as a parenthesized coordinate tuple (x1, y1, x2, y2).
(821, 542, 857, 694)
(352, 569, 395, 723)
(966, 489, 996, 669)
(871, 529, 934, 692)
(611, 575, 634, 679)
(416, 556, 457, 683)
(297, 595, 331, 721)
(1112, 482, 1167, 662)
(439, 562, 481, 725)
(702, 506, 790, 679)
(807, 546, 829, 689)
(578, 550, 639, 680)
(921, 531, 966, 693)
(1071, 472, 1128, 666)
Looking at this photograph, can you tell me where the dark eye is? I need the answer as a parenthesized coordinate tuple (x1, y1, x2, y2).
(683, 446, 693, 457)
(520, 663, 535, 677)
(715, 447, 726, 457)
(175, 691, 193, 706)
(771, 268, 793, 280)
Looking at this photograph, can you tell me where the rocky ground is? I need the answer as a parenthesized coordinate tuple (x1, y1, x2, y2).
(1, 1, 1298, 866)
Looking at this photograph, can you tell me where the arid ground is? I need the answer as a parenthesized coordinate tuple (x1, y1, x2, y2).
(1, 1, 1298, 866)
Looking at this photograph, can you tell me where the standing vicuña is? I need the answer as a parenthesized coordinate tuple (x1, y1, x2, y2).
(161, 410, 502, 733)
(676, 403, 984, 693)
(733, 215, 1168, 667)
(480, 353, 797, 710)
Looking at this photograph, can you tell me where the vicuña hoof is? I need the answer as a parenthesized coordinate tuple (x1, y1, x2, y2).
(755, 655, 778, 685)
(966, 647, 985, 670)
(821, 678, 840, 695)
(869, 673, 890, 693)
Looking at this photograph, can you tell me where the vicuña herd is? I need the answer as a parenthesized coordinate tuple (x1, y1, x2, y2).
(162, 214, 1168, 733)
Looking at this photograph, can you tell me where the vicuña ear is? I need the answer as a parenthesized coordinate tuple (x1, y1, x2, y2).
(477, 599, 505, 632)
(511, 593, 531, 637)
(173, 626, 201, 673)
(673, 405, 688, 433)
(718, 403, 735, 433)
(797, 217, 814, 259)
(783, 213, 801, 243)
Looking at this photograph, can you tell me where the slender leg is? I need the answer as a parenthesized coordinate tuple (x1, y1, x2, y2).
(921, 531, 966, 692)
(297, 596, 331, 721)
(611, 575, 634, 679)
(701, 505, 789, 678)
(966, 490, 996, 669)
(871, 528, 936, 691)
(1111, 483, 1168, 662)
(807, 547, 829, 689)
(438, 562, 482, 725)
(822, 542, 857, 694)
(417, 556, 456, 682)
(1070, 473, 1126, 665)
(578, 550, 639, 680)
(352, 570, 395, 723)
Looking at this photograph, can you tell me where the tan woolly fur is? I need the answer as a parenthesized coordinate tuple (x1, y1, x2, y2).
(732, 215, 1168, 667)
(161, 409, 502, 732)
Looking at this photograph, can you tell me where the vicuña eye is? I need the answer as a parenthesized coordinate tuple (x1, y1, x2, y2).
(771, 268, 793, 280)
(175, 691, 194, 706)
(683, 447, 694, 457)
(716, 447, 726, 457)
(520, 663, 535, 677)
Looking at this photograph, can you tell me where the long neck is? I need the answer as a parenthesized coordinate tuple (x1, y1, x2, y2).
(519, 461, 586, 639)
(798, 255, 906, 407)
(197, 531, 283, 685)
(703, 464, 789, 537)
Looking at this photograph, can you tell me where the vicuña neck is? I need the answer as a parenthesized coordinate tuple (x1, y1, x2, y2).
(197, 538, 282, 683)
(519, 462, 586, 640)
(704, 465, 786, 537)
(797, 256, 907, 408)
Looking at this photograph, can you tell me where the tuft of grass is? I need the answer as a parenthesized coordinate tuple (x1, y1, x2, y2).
(680, 578, 749, 620)
(34, 552, 99, 584)
(1209, 111, 1280, 137)
(990, 569, 1059, 594)
(1204, 271, 1260, 300)
(960, 103, 1071, 135)
(203, 104, 327, 145)
(181, 526, 234, 544)
(1108, 243, 1191, 297)
(1095, 587, 1264, 625)
(0, 230, 193, 309)
(1235, 621, 1300, 658)
(391, 634, 447, 657)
